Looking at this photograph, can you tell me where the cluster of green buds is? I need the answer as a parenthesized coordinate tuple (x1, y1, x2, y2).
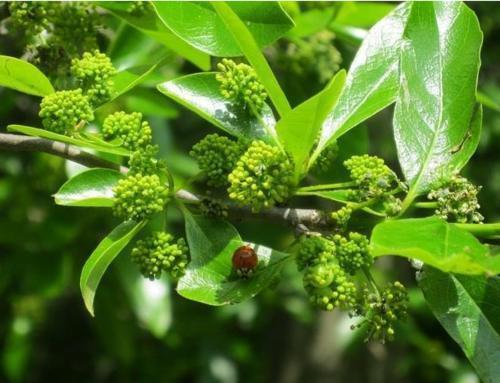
(112, 173, 168, 221)
(312, 141, 339, 174)
(428, 174, 483, 223)
(102, 111, 152, 152)
(71, 50, 116, 106)
(332, 232, 372, 275)
(8, 1, 49, 36)
(190, 133, 248, 187)
(296, 235, 358, 311)
(131, 231, 189, 280)
(228, 140, 294, 212)
(281, 31, 342, 84)
(216, 59, 268, 113)
(330, 206, 352, 228)
(199, 198, 229, 219)
(353, 281, 409, 343)
(39, 89, 94, 135)
(128, 145, 166, 176)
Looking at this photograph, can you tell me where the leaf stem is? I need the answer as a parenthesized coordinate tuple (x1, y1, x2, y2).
(297, 181, 357, 192)
(414, 201, 438, 209)
(455, 223, 500, 239)
(362, 267, 381, 298)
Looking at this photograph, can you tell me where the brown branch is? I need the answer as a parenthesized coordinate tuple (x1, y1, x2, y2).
(0, 133, 325, 227)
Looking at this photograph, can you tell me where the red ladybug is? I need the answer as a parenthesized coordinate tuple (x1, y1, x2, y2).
(232, 245, 258, 278)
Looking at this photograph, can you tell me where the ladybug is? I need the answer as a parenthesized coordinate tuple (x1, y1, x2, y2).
(232, 245, 258, 278)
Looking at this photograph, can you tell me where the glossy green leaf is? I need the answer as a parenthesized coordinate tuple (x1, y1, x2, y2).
(276, 70, 346, 181)
(0, 55, 54, 97)
(153, 2, 294, 57)
(80, 220, 146, 316)
(311, 3, 410, 163)
(7, 125, 130, 157)
(212, 1, 291, 117)
(419, 268, 500, 383)
(124, 88, 178, 118)
(371, 217, 500, 275)
(177, 212, 289, 306)
(98, 2, 209, 70)
(287, 7, 335, 38)
(334, 2, 396, 28)
(54, 168, 123, 207)
(394, 3, 483, 204)
(157, 73, 277, 142)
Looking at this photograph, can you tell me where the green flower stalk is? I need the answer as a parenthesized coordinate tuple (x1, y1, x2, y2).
(216, 58, 268, 113)
(71, 50, 116, 106)
(428, 174, 483, 223)
(190, 134, 247, 187)
(102, 111, 152, 151)
(39, 89, 93, 135)
(132, 232, 189, 280)
(228, 140, 293, 212)
(112, 173, 168, 221)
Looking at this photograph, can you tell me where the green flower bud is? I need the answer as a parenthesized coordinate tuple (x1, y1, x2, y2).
(228, 140, 294, 212)
(304, 263, 357, 311)
(102, 111, 152, 151)
(330, 206, 352, 228)
(332, 232, 372, 275)
(39, 89, 94, 135)
(8, 1, 49, 36)
(132, 231, 189, 280)
(296, 235, 335, 271)
(113, 173, 168, 221)
(344, 155, 399, 201)
(190, 134, 247, 187)
(428, 173, 483, 223)
(128, 145, 166, 176)
(71, 50, 116, 106)
(216, 59, 267, 113)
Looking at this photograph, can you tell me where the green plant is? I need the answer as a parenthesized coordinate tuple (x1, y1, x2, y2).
(0, 2, 499, 382)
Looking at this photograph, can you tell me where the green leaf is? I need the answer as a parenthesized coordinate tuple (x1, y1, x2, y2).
(276, 70, 346, 181)
(0, 55, 54, 97)
(311, 3, 411, 162)
(419, 268, 500, 383)
(154, 1, 294, 57)
(211, 1, 292, 117)
(334, 2, 396, 28)
(7, 125, 130, 157)
(177, 212, 289, 305)
(124, 88, 178, 118)
(98, 2, 210, 70)
(80, 220, 146, 316)
(394, 3, 483, 204)
(371, 217, 500, 275)
(286, 7, 336, 38)
(157, 73, 276, 142)
(54, 168, 123, 207)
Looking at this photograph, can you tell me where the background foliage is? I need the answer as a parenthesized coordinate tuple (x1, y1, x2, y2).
(0, 2, 499, 382)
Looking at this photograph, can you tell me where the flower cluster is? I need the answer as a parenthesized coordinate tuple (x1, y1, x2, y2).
(112, 174, 168, 221)
(312, 141, 339, 174)
(199, 198, 229, 219)
(131, 232, 189, 280)
(71, 50, 116, 106)
(190, 134, 247, 187)
(216, 59, 268, 113)
(428, 174, 483, 223)
(330, 206, 352, 228)
(332, 232, 372, 275)
(128, 145, 166, 176)
(296, 235, 335, 271)
(102, 111, 152, 151)
(8, 1, 49, 36)
(228, 140, 294, 212)
(353, 281, 409, 343)
(39, 89, 94, 135)
(280, 31, 342, 84)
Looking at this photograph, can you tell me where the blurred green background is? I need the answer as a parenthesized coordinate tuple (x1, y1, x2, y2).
(0, 2, 498, 383)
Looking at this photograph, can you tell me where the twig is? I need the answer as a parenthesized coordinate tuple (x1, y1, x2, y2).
(0, 133, 326, 227)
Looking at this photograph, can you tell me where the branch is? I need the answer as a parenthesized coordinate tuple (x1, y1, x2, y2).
(0, 133, 325, 227)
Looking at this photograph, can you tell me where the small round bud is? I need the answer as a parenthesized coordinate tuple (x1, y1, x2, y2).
(190, 134, 247, 187)
(131, 232, 189, 280)
(330, 206, 352, 227)
(216, 59, 268, 113)
(71, 50, 116, 106)
(112, 173, 168, 221)
(39, 89, 94, 135)
(102, 111, 152, 151)
(228, 140, 294, 212)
